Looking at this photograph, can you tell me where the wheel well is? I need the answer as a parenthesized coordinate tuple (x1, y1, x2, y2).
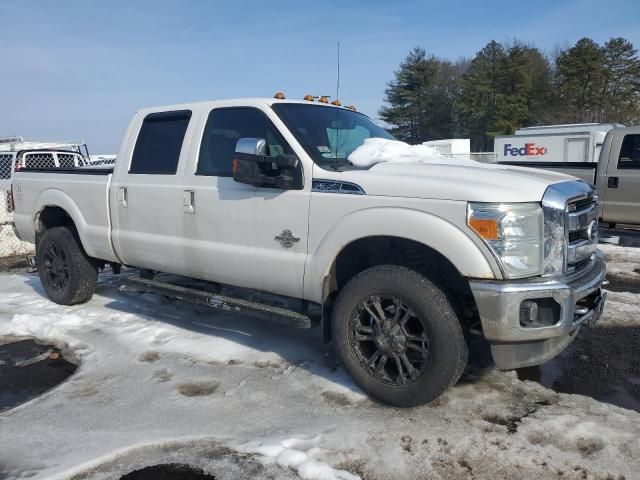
(322, 236, 479, 341)
(35, 206, 75, 246)
(37, 206, 73, 231)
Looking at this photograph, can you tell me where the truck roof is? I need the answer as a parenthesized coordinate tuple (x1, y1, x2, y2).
(514, 123, 624, 135)
(136, 97, 350, 116)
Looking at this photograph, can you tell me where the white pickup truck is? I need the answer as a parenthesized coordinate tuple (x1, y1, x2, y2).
(11, 97, 607, 406)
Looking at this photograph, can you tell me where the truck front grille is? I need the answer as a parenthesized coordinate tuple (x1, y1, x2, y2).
(566, 193, 598, 276)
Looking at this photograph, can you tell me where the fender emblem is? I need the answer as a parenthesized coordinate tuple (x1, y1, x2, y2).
(275, 229, 300, 249)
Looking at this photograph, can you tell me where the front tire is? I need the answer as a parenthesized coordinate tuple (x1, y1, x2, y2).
(331, 265, 468, 407)
(37, 226, 98, 305)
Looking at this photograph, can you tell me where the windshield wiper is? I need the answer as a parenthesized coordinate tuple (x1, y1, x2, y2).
(331, 159, 351, 168)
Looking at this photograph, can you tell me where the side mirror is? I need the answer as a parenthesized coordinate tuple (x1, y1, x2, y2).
(233, 138, 302, 189)
(236, 137, 267, 157)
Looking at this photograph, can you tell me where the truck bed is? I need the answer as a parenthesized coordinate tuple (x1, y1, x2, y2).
(11, 168, 118, 262)
(499, 161, 596, 185)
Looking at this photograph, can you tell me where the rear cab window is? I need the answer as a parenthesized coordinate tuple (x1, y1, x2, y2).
(130, 110, 192, 174)
(617, 134, 640, 169)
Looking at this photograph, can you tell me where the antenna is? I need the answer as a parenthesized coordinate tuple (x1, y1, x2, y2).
(336, 41, 340, 102)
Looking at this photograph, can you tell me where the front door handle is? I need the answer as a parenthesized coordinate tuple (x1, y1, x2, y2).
(183, 190, 195, 214)
(118, 187, 127, 207)
(607, 177, 619, 188)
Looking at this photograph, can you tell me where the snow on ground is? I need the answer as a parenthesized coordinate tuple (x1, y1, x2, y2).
(0, 254, 639, 479)
(600, 243, 640, 285)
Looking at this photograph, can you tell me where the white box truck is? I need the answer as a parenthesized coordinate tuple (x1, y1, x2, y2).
(494, 123, 622, 164)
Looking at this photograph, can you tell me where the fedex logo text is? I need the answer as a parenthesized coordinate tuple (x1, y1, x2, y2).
(503, 143, 547, 157)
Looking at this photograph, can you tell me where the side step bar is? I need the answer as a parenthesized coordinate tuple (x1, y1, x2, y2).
(121, 276, 315, 329)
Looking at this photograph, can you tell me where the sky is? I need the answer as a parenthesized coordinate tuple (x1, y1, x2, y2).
(1, 0, 638, 153)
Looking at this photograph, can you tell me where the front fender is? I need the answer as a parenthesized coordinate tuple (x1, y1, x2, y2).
(303, 206, 500, 303)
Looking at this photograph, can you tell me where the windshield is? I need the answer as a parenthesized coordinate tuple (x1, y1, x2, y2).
(271, 103, 395, 170)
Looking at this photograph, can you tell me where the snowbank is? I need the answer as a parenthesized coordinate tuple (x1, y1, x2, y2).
(348, 138, 485, 168)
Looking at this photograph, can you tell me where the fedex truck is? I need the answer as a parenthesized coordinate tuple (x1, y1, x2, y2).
(494, 123, 623, 164)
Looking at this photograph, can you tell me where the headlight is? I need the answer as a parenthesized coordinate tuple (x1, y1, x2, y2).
(467, 202, 543, 279)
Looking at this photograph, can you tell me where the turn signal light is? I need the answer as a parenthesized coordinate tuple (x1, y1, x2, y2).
(273, 92, 286, 99)
(468, 218, 499, 241)
(303, 95, 314, 101)
(318, 96, 329, 103)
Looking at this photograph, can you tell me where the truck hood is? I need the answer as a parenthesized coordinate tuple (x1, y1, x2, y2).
(339, 161, 577, 203)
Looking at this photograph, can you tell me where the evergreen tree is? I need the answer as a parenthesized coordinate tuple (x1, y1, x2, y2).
(493, 44, 553, 134)
(380, 37, 640, 152)
(379, 47, 463, 143)
(457, 41, 507, 151)
(601, 37, 640, 124)
(554, 38, 606, 122)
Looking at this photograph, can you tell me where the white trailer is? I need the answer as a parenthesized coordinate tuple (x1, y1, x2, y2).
(494, 123, 623, 164)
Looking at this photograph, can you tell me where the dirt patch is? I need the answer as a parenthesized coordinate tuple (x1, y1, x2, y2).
(138, 351, 160, 363)
(0, 338, 77, 412)
(605, 274, 640, 294)
(120, 464, 215, 480)
(177, 381, 219, 397)
(518, 325, 640, 411)
(252, 360, 281, 369)
(321, 391, 353, 406)
(0, 254, 33, 273)
(482, 414, 521, 434)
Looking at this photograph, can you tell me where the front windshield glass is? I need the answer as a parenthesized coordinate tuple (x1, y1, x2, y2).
(272, 103, 395, 170)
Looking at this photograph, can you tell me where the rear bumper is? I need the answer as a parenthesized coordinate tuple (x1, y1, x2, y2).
(469, 251, 607, 369)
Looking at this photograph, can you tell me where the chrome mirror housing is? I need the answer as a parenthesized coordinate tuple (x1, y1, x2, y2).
(235, 137, 267, 156)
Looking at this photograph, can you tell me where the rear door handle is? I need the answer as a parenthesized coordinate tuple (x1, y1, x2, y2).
(118, 187, 128, 207)
(183, 190, 195, 214)
(607, 177, 619, 188)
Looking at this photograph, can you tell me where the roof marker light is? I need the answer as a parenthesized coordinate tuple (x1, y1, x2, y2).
(303, 95, 314, 101)
(331, 99, 341, 106)
(346, 105, 356, 111)
(318, 96, 329, 103)
(273, 92, 286, 99)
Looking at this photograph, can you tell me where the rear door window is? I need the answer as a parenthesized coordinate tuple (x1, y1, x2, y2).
(130, 110, 192, 174)
(617, 134, 640, 169)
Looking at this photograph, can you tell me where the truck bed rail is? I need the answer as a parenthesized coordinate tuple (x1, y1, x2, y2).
(15, 167, 113, 175)
(498, 161, 596, 169)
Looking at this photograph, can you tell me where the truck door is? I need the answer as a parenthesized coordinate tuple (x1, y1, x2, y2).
(111, 110, 193, 275)
(181, 106, 310, 298)
(602, 132, 640, 224)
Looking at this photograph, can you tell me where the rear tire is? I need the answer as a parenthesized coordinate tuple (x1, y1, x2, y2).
(37, 226, 98, 305)
(331, 265, 468, 407)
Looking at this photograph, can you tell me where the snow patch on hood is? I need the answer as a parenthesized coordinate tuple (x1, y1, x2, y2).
(348, 137, 500, 168)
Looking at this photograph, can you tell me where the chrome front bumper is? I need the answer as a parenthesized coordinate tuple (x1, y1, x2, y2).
(469, 251, 607, 369)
